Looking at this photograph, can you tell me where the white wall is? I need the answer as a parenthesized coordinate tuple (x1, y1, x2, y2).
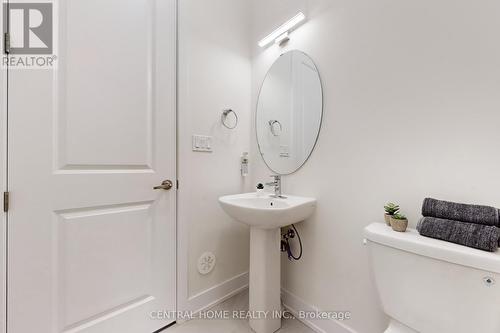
(250, 0, 500, 332)
(178, 0, 252, 312)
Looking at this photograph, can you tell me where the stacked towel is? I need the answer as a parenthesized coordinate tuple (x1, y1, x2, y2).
(417, 217, 500, 252)
(418, 198, 500, 252)
(422, 198, 500, 227)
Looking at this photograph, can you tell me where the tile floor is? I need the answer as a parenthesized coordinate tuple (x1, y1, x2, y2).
(165, 290, 314, 333)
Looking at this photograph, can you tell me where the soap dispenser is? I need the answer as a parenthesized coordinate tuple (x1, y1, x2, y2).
(241, 152, 249, 177)
(256, 183, 265, 196)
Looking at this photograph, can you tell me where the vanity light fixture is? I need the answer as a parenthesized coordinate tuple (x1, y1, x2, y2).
(274, 32, 290, 46)
(258, 12, 306, 48)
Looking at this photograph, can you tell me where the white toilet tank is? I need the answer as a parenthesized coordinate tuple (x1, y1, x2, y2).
(365, 223, 500, 333)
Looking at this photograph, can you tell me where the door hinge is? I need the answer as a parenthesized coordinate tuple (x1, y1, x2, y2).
(4, 32, 10, 54)
(3, 192, 9, 212)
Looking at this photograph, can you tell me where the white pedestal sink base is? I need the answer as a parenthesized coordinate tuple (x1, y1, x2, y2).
(249, 227, 281, 333)
(218, 193, 317, 333)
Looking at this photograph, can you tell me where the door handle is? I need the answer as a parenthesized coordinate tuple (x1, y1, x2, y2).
(153, 180, 173, 191)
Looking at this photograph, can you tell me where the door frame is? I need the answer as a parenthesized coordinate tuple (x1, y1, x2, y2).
(1, 1, 7, 331)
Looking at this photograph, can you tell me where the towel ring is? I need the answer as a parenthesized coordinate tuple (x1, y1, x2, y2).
(221, 109, 238, 129)
(268, 120, 283, 136)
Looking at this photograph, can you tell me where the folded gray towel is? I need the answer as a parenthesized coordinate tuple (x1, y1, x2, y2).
(422, 198, 500, 227)
(417, 217, 500, 252)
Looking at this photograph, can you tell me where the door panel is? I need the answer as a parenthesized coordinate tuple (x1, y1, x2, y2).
(7, 1, 177, 332)
(58, 203, 153, 328)
(59, 0, 156, 169)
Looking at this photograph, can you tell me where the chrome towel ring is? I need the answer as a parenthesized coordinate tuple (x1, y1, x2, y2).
(268, 120, 282, 136)
(221, 109, 238, 129)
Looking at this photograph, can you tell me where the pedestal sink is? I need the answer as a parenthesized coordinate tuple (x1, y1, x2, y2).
(219, 193, 317, 333)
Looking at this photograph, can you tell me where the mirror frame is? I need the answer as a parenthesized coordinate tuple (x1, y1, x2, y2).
(255, 50, 324, 175)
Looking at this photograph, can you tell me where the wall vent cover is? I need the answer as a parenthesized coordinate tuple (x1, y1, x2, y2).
(198, 252, 216, 275)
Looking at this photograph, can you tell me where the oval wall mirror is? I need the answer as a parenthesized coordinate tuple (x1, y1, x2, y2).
(256, 50, 323, 175)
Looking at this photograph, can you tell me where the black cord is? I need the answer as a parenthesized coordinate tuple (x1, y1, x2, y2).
(287, 224, 303, 260)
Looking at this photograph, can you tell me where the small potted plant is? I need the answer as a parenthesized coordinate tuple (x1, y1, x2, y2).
(384, 202, 399, 226)
(390, 213, 408, 232)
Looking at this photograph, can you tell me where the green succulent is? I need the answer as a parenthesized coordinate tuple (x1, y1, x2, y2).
(392, 213, 407, 220)
(384, 202, 400, 215)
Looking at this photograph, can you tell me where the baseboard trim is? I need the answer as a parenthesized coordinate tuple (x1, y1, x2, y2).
(281, 288, 357, 333)
(184, 272, 249, 316)
(179, 274, 358, 333)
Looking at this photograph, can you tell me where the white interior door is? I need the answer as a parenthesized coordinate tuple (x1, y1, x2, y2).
(6, 1, 177, 332)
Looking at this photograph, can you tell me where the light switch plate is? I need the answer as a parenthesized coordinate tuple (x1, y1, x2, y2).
(279, 145, 290, 157)
(192, 135, 213, 152)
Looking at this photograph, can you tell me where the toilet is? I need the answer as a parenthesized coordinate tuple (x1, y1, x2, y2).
(364, 223, 500, 333)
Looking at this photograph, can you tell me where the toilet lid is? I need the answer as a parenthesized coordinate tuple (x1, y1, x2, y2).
(364, 222, 500, 274)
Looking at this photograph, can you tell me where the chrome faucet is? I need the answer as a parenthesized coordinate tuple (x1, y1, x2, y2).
(265, 175, 285, 198)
